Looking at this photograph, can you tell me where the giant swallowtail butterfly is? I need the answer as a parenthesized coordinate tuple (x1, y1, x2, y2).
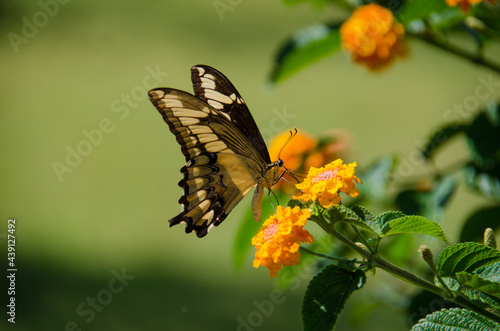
(148, 65, 285, 238)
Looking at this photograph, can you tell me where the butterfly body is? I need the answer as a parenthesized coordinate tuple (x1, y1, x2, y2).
(149, 65, 283, 238)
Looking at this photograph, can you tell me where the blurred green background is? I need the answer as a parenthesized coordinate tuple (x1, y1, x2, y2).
(1, 0, 499, 330)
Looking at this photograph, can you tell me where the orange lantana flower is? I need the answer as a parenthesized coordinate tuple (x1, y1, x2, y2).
(269, 129, 351, 192)
(294, 159, 362, 208)
(340, 3, 405, 70)
(252, 206, 313, 278)
(269, 130, 317, 171)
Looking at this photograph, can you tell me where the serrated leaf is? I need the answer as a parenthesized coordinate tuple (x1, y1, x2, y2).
(302, 264, 366, 331)
(457, 271, 500, 299)
(475, 262, 500, 283)
(270, 23, 341, 83)
(437, 242, 500, 277)
(441, 277, 500, 311)
(380, 215, 449, 243)
(332, 205, 378, 234)
(411, 308, 500, 331)
(370, 211, 406, 235)
(421, 124, 466, 159)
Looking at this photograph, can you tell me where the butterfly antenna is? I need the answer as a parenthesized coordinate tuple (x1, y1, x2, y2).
(277, 128, 298, 161)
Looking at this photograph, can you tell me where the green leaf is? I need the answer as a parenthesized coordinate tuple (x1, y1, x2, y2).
(465, 102, 500, 169)
(332, 205, 377, 234)
(463, 162, 500, 200)
(357, 156, 397, 202)
(397, 0, 449, 26)
(411, 308, 500, 331)
(302, 264, 366, 331)
(427, 8, 465, 32)
(270, 24, 341, 83)
(376, 213, 449, 243)
(457, 270, 500, 299)
(381, 215, 448, 242)
(459, 206, 500, 243)
(232, 206, 263, 269)
(276, 234, 334, 289)
(420, 124, 466, 159)
(437, 242, 500, 277)
(441, 277, 500, 311)
(396, 174, 457, 223)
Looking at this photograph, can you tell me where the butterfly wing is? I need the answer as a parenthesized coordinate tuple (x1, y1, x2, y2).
(149, 88, 268, 237)
(190, 65, 272, 164)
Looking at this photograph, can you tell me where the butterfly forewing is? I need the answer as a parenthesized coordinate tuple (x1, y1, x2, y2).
(191, 65, 271, 164)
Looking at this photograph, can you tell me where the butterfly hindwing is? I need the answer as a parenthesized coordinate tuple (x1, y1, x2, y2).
(149, 87, 266, 237)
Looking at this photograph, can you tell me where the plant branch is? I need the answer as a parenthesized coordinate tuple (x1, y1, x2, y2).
(416, 32, 500, 75)
(299, 246, 366, 264)
(329, 227, 500, 323)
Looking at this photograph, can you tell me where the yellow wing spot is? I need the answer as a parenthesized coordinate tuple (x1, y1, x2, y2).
(205, 141, 227, 153)
(187, 147, 202, 158)
(177, 117, 200, 126)
(200, 77, 216, 89)
(185, 177, 209, 192)
(185, 189, 208, 207)
(208, 99, 224, 110)
(186, 166, 212, 177)
(171, 108, 208, 118)
(197, 133, 218, 144)
(198, 209, 215, 226)
(205, 89, 233, 104)
(185, 199, 212, 222)
(148, 90, 164, 99)
(183, 136, 199, 149)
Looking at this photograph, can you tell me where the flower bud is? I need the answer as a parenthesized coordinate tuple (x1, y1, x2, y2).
(484, 228, 497, 249)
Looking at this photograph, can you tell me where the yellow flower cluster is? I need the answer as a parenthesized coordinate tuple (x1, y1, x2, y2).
(294, 159, 362, 208)
(252, 206, 313, 278)
(269, 129, 351, 193)
(340, 3, 405, 70)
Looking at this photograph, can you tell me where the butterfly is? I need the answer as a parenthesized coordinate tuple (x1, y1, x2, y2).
(148, 65, 286, 238)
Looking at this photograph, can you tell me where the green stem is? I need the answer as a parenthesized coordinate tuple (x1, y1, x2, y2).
(299, 246, 366, 264)
(329, 227, 500, 323)
(416, 32, 500, 75)
(350, 224, 376, 254)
